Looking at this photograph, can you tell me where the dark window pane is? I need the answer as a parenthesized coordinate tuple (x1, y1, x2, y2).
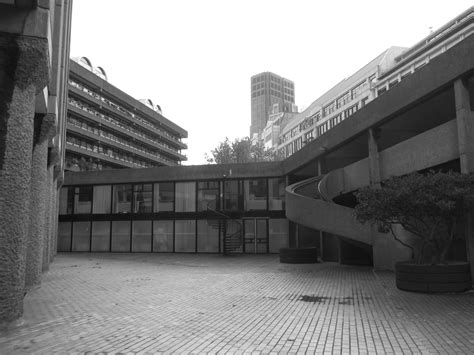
(244, 179, 267, 211)
(111, 221, 130, 252)
(175, 220, 196, 252)
(59, 187, 74, 215)
(132, 220, 152, 252)
(113, 184, 132, 213)
(74, 186, 92, 214)
(175, 182, 196, 212)
(72, 221, 90, 251)
(93, 185, 111, 214)
(153, 182, 174, 212)
(268, 178, 285, 210)
(133, 184, 152, 213)
(57, 222, 72, 251)
(197, 220, 219, 252)
(153, 220, 173, 252)
(197, 181, 219, 211)
(223, 180, 239, 211)
(91, 221, 110, 251)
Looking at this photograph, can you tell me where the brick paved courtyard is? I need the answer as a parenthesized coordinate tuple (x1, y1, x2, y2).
(1, 253, 474, 354)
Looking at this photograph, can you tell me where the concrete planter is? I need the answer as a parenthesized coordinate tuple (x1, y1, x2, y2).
(395, 261, 472, 293)
(279, 247, 318, 264)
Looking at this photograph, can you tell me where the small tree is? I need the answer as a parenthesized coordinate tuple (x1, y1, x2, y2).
(354, 171, 474, 264)
(205, 137, 277, 164)
(205, 137, 234, 164)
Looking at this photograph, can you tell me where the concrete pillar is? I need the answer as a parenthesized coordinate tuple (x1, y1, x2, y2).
(368, 128, 381, 186)
(0, 34, 50, 325)
(51, 148, 63, 261)
(26, 113, 56, 287)
(51, 185, 59, 260)
(368, 128, 392, 270)
(368, 127, 415, 270)
(317, 158, 324, 260)
(455, 78, 474, 171)
(454, 78, 474, 278)
(42, 164, 55, 272)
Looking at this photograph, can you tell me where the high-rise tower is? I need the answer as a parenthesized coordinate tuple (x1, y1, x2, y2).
(250, 72, 295, 137)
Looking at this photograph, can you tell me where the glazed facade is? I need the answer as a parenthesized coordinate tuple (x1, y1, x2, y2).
(58, 167, 289, 254)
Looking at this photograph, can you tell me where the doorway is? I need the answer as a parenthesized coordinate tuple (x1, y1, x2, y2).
(243, 218, 268, 254)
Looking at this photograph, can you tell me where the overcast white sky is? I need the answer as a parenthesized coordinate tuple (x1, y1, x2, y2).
(70, 0, 473, 165)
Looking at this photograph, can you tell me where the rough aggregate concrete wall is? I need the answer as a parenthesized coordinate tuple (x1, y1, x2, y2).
(25, 117, 49, 288)
(0, 34, 49, 324)
(42, 166, 54, 272)
(51, 185, 59, 260)
(0, 85, 35, 323)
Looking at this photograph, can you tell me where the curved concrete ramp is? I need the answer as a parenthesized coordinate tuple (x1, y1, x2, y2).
(286, 176, 372, 245)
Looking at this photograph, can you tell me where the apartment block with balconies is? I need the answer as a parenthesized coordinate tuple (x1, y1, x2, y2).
(66, 57, 188, 171)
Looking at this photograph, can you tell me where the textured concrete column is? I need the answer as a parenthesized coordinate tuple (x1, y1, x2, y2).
(455, 78, 474, 172)
(42, 159, 56, 271)
(41, 165, 52, 272)
(0, 34, 49, 325)
(44, 145, 60, 267)
(368, 128, 381, 186)
(454, 78, 474, 278)
(317, 158, 325, 260)
(368, 128, 391, 270)
(26, 113, 55, 288)
(50, 185, 59, 261)
(368, 128, 413, 270)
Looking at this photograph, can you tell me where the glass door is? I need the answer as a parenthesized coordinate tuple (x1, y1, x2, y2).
(244, 219, 268, 254)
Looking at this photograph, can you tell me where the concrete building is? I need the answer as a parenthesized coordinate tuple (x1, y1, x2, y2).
(0, 0, 73, 326)
(66, 57, 188, 171)
(250, 72, 296, 138)
(271, 6, 474, 159)
(59, 21, 474, 277)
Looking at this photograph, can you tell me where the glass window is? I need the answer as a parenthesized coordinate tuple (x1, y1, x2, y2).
(74, 186, 92, 214)
(175, 182, 196, 212)
(175, 220, 196, 252)
(72, 221, 90, 251)
(57, 222, 72, 252)
(197, 220, 219, 253)
(256, 219, 268, 254)
(91, 221, 110, 251)
(244, 219, 256, 254)
(244, 179, 267, 211)
(323, 102, 336, 117)
(336, 91, 351, 108)
(133, 184, 152, 213)
(132, 220, 152, 252)
(197, 181, 219, 212)
(153, 220, 174, 252)
(269, 219, 289, 253)
(268, 178, 285, 210)
(111, 221, 130, 252)
(223, 180, 240, 211)
(113, 184, 132, 213)
(59, 187, 74, 215)
(93, 185, 111, 214)
(153, 182, 174, 212)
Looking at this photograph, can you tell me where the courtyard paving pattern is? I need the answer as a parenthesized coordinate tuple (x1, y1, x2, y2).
(1, 253, 474, 354)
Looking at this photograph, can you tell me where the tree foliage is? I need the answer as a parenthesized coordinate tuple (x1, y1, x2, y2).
(205, 137, 277, 164)
(354, 171, 474, 264)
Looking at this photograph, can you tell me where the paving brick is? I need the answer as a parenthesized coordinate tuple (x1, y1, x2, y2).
(0, 253, 473, 354)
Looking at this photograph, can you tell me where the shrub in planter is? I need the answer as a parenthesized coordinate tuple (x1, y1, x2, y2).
(354, 171, 474, 292)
